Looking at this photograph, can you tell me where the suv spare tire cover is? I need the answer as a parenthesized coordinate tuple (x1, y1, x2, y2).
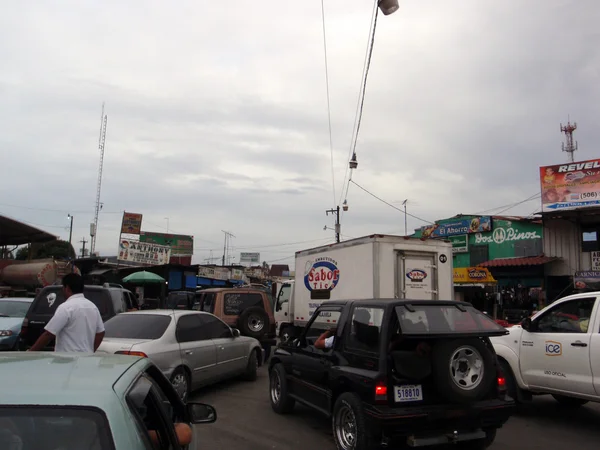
(238, 307, 269, 339)
(431, 338, 495, 404)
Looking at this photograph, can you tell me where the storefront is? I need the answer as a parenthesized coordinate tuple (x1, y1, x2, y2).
(453, 267, 497, 314)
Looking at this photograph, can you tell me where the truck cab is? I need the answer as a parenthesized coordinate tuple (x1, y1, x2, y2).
(492, 291, 600, 407)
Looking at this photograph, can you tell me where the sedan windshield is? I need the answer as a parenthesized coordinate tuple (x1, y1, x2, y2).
(104, 314, 171, 340)
(0, 406, 114, 449)
(0, 301, 31, 318)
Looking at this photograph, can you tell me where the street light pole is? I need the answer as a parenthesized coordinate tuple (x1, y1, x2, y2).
(67, 214, 74, 253)
(402, 199, 408, 236)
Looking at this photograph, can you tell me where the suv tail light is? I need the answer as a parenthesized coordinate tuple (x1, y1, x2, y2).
(375, 380, 388, 402)
(116, 351, 148, 358)
(497, 368, 507, 398)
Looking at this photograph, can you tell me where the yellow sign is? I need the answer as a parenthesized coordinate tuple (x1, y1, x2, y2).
(453, 267, 497, 284)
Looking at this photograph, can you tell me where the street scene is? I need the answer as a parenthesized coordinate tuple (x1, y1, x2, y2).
(1, 0, 600, 449)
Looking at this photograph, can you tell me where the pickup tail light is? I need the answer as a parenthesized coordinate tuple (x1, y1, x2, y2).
(497, 367, 507, 399)
(375, 380, 388, 402)
(116, 351, 148, 358)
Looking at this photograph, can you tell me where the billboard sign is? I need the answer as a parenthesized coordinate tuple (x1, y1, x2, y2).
(449, 235, 468, 253)
(121, 212, 143, 235)
(421, 216, 492, 239)
(540, 159, 600, 212)
(240, 252, 260, 264)
(118, 240, 171, 265)
(453, 267, 497, 284)
(139, 231, 194, 256)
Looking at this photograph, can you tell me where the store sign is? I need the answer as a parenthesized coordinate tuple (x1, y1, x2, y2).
(592, 252, 600, 271)
(198, 266, 231, 280)
(421, 216, 492, 239)
(121, 212, 143, 235)
(240, 252, 260, 264)
(453, 267, 497, 284)
(231, 268, 244, 280)
(449, 235, 468, 253)
(140, 231, 194, 256)
(118, 240, 171, 265)
(540, 158, 600, 212)
(574, 271, 600, 290)
(474, 226, 541, 245)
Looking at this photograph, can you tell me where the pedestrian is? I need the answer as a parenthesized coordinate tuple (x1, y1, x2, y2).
(29, 273, 105, 353)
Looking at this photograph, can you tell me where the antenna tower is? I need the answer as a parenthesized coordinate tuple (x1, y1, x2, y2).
(91, 103, 108, 255)
(560, 118, 578, 163)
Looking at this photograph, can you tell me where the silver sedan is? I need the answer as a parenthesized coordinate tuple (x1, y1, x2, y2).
(97, 310, 263, 401)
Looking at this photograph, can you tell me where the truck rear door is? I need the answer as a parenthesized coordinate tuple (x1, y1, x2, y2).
(397, 252, 438, 300)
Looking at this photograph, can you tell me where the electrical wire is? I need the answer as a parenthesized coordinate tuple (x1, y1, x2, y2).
(472, 193, 541, 215)
(350, 180, 434, 224)
(0, 202, 123, 215)
(494, 194, 542, 215)
(321, 0, 336, 206)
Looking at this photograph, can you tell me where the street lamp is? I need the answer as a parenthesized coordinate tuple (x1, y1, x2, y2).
(67, 214, 74, 256)
(378, 0, 400, 15)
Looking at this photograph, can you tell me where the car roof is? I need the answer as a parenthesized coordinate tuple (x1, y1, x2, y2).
(117, 309, 212, 317)
(0, 297, 33, 303)
(321, 299, 471, 308)
(0, 353, 146, 405)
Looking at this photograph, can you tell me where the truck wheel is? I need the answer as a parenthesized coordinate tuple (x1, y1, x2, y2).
(498, 359, 519, 403)
(332, 393, 378, 450)
(270, 363, 295, 414)
(552, 394, 589, 408)
(432, 338, 495, 404)
(459, 429, 497, 449)
(239, 307, 269, 339)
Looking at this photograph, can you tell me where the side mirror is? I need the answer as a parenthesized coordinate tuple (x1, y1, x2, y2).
(521, 317, 532, 332)
(187, 402, 217, 424)
(231, 328, 241, 338)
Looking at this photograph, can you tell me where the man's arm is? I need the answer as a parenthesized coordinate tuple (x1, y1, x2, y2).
(94, 331, 105, 352)
(30, 305, 68, 351)
(314, 328, 336, 350)
(29, 331, 56, 351)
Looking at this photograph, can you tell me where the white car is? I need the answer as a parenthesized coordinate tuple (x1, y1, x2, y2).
(492, 291, 600, 407)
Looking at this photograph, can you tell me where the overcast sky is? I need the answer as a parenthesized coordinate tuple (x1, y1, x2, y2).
(1, 0, 599, 267)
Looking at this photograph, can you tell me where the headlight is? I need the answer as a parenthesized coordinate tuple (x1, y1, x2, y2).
(0, 330, 14, 337)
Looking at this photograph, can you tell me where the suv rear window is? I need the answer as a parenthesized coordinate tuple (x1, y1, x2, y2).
(32, 288, 110, 316)
(395, 304, 507, 336)
(223, 293, 263, 315)
(104, 314, 172, 339)
(167, 292, 190, 309)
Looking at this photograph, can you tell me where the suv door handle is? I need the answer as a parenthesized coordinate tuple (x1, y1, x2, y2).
(185, 350, 194, 355)
(571, 342, 588, 347)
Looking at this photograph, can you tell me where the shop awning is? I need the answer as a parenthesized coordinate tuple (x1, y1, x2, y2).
(0, 215, 58, 246)
(479, 256, 558, 268)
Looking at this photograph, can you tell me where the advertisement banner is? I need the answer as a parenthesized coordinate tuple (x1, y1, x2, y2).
(240, 252, 260, 264)
(574, 271, 600, 290)
(540, 159, 600, 212)
(121, 212, 143, 235)
(118, 240, 171, 265)
(140, 231, 194, 256)
(421, 216, 492, 239)
(453, 267, 497, 284)
(231, 268, 244, 280)
(198, 266, 231, 280)
(592, 252, 600, 271)
(449, 235, 468, 253)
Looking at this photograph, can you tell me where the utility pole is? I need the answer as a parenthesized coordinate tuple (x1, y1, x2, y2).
(221, 231, 235, 266)
(402, 199, 408, 236)
(67, 214, 74, 255)
(79, 237, 88, 258)
(561, 118, 578, 163)
(326, 206, 340, 243)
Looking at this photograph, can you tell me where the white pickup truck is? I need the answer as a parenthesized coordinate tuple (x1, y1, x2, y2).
(492, 291, 600, 407)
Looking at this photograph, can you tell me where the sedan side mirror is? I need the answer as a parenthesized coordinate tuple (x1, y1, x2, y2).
(231, 328, 241, 338)
(187, 402, 217, 424)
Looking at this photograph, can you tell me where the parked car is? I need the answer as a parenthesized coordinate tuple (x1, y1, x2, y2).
(97, 310, 263, 402)
(194, 287, 277, 360)
(0, 352, 216, 449)
(20, 284, 134, 349)
(269, 299, 514, 449)
(0, 297, 33, 351)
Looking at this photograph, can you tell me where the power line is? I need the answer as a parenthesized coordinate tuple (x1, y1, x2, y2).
(495, 193, 542, 215)
(350, 180, 434, 224)
(0, 202, 123, 215)
(473, 193, 541, 216)
(193, 237, 332, 252)
(321, 0, 336, 206)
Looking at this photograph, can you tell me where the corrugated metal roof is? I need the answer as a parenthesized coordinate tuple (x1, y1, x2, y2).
(479, 256, 558, 268)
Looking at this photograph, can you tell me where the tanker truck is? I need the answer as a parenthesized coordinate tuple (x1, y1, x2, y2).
(0, 259, 80, 296)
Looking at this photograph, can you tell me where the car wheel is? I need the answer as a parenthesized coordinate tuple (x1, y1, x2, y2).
(332, 392, 378, 450)
(459, 429, 497, 449)
(269, 363, 295, 414)
(239, 307, 269, 339)
(243, 350, 259, 381)
(432, 338, 495, 404)
(170, 368, 190, 403)
(552, 394, 589, 408)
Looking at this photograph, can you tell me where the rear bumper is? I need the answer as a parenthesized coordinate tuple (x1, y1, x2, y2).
(364, 398, 514, 437)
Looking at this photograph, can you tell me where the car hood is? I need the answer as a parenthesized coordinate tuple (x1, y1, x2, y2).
(96, 337, 153, 354)
(0, 317, 24, 332)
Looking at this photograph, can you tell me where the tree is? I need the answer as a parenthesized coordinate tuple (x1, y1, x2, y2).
(262, 261, 270, 271)
(15, 240, 75, 260)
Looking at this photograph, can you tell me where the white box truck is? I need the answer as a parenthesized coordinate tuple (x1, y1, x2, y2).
(274, 234, 453, 341)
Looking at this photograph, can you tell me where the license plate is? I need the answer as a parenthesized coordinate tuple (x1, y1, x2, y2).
(394, 385, 423, 403)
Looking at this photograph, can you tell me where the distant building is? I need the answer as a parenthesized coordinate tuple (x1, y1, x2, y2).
(269, 264, 290, 278)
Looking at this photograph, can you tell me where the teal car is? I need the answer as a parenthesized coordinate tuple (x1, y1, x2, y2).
(0, 353, 217, 449)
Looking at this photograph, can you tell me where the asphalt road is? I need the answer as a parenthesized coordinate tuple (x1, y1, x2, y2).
(192, 366, 600, 449)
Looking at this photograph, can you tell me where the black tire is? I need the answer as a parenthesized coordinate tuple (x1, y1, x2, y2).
(552, 394, 589, 408)
(431, 338, 495, 404)
(332, 392, 379, 450)
(170, 367, 191, 403)
(243, 350, 259, 381)
(498, 359, 519, 403)
(239, 307, 269, 339)
(459, 429, 497, 449)
(269, 363, 295, 414)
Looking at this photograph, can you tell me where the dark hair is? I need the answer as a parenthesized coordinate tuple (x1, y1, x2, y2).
(62, 273, 84, 294)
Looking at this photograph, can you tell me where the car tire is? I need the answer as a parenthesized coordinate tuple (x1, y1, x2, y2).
(243, 349, 259, 381)
(239, 307, 269, 339)
(170, 367, 191, 403)
(459, 429, 497, 449)
(332, 392, 378, 450)
(552, 394, 589, 408)
(431, 338, 495, 404)
(498, 359, 519, 403)
(269, 363, 295, 414)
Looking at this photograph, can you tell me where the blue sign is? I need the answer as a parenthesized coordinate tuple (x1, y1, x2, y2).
(422, 216, 492, 238)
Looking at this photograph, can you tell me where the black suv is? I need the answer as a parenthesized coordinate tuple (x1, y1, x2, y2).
(20, 284, 136, 349)
(268, 299, 514, 449)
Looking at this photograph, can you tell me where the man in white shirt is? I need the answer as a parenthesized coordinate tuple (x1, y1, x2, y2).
(29, 273, 105, 353)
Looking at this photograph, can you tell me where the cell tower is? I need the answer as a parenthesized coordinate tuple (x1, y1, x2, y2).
(560, 118, 578, 163)
(90, 103, 108, 255)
